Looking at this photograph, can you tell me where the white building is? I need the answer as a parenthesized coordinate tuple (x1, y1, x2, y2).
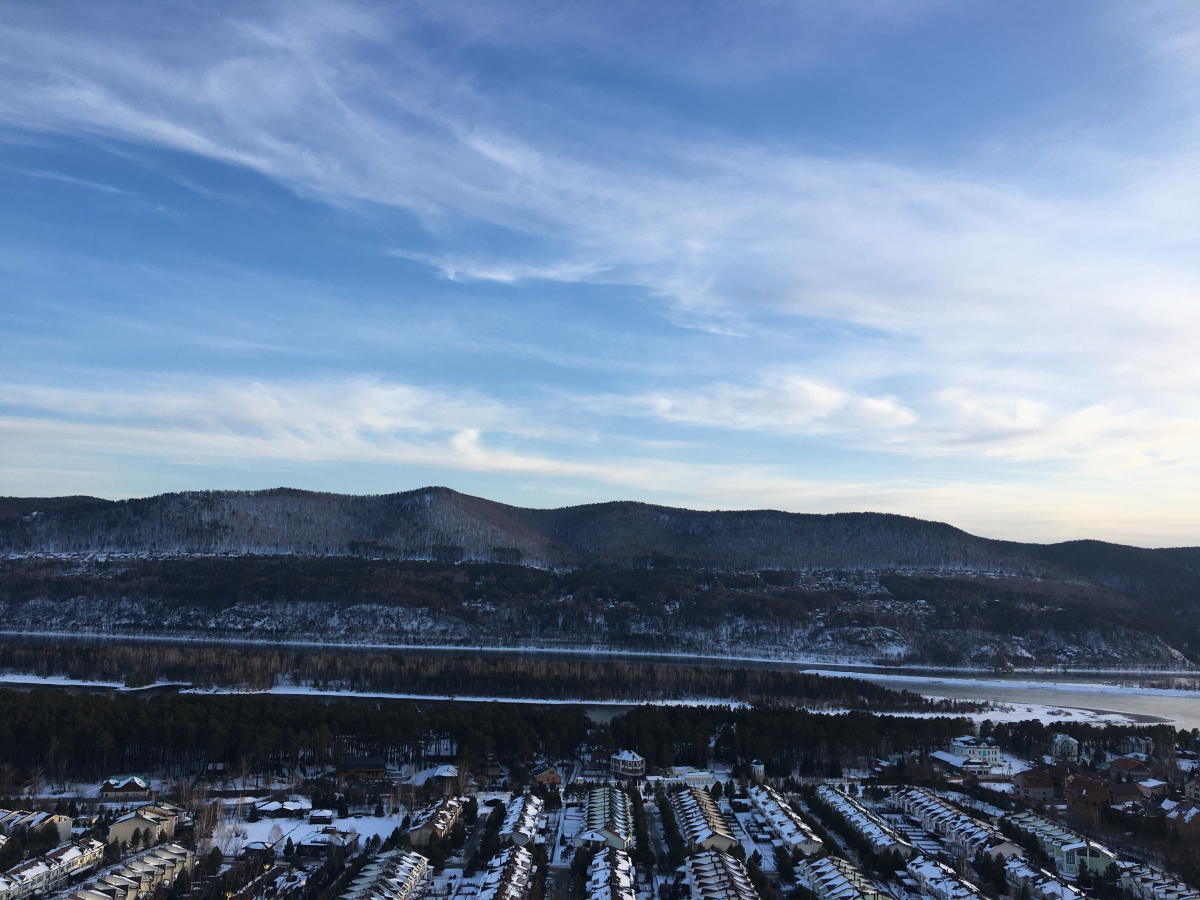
(610, 751, 645, 779)
(344, 851, 431, 900)
(478, 846, 536, 900)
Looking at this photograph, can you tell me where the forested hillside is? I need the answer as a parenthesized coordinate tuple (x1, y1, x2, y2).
(1, 488, 1198, 669)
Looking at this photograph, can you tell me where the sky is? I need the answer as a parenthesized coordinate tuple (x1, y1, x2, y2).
(2, 2, 1200, 546)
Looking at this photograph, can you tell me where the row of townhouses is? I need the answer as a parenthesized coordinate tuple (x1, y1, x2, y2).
(343, 850, 431, 900)
(1004, 812, 1118, 878)
(670, 789, 738, 855)
(585, 847, 635, 900)
(795, 855, 885, 900)
(499, 795, 544, 848)
(0, 841, 105, 900)
(63, 843, 194, 900)
(684, 851, 759, 900)
(477, 846, 534, 900)
(747, 786, 822, 856)
(576, 788, 633, 852)
(891, 789, 1009, 858)
(814, 787, 913, 859)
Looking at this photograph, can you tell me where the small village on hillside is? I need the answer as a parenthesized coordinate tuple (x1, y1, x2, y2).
(2, 720, 1200, 900)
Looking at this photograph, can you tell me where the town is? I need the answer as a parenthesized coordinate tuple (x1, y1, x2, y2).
(0, 693, 1199, 900)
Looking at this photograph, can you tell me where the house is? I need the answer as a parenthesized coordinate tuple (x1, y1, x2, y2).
(297, 828, 360, 857)
(432, 765, 461, 797)
(1137, 779, 1168, 799)
(484, 756, 504, 781)
(408, 797, 463, 848)
(950, 736, 1001, 764)
(530, 764, 562, 787)
(338, 756, 389, 782)
(108, 806, 177, 847)
(1120, 736, 1154, 756)
(100, 776, 152, 801)
(310, 810, 334, 825)
(1064, 775, 1112, 816)
(750, 760, 765, 783)
(1110, 758, 1151, 780)
(1014, 770, 1055, 804)
(609, 751, 644, 779)
(1051, 735, 1080, 763)
(1164, 801, 1200, 834)
(1186, 777, 1200, 803)
(0, 811, 73, 844)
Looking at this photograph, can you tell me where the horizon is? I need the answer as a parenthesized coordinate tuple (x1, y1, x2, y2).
(6, 483, 1195, 551)
(4, 4, 1200, 546)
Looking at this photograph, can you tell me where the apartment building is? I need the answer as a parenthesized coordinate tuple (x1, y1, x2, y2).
(0, 840, 104, 900)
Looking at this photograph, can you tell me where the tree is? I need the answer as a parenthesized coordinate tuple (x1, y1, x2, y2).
(0, 835, 22, 870)
(337, 796, 350, 819)
(284, 837, 294, 859)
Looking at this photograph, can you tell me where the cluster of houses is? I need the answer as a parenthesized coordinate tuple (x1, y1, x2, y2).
(409, 798, 464, 849)
(670, 788, 738, 855)
(746, 786, 822, 856)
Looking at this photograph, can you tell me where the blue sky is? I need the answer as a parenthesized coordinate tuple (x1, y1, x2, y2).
(3, 1, 1200, 545)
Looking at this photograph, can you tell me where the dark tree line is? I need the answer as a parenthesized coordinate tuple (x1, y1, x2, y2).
(0, 641, 969, 711)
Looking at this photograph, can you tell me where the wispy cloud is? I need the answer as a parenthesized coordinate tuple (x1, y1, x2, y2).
(2, 3, 1200, 541)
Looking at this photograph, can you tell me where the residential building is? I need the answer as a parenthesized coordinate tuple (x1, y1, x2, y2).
(576, 787, 634, 851)
(338, 757, 389, 782)
(610, 751, 645, 779)
(478, 846, 535, 900)
(61, 843, 192, 900)
(1005, 812, 1117, 878)
(297, 828, 360, 857)
(1118, 863, 1200, 900)
(1120, 737, 1154, 757)
(0, 810, 73, 844)
(108, 806, 177, 847)
(1185, 778, 1200, 803)
(1110, 758, 1151, 780)
(409, 797, 463, 848)
(815, 786, 913, 859)
(746, 786, 822, 856)
(586, 847, 636, 900)
(100, 776, 153, 801)
(1063, 775, 1112, 816)
(1013, 770, 1055, 804)
(685, 850, 760, 900)
(0, 840, 105, 900)
(891, 789, 1006, 858)
(499, 794, 544, 847)
(1003, 858, 1082, 900)
(949, 736, 1001, 764)
(530, 765, 562, 788)
(1163, 800, 1200, 834)
(671, 788, 738, 854)
(750, 761, 765, 784)
(795, 855, 884, 900)
(906, 857, 982, 900)
(1051, 735, 1080, 764)
(343, 850, 430, 900)
(1138, 780, 1168, 799)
